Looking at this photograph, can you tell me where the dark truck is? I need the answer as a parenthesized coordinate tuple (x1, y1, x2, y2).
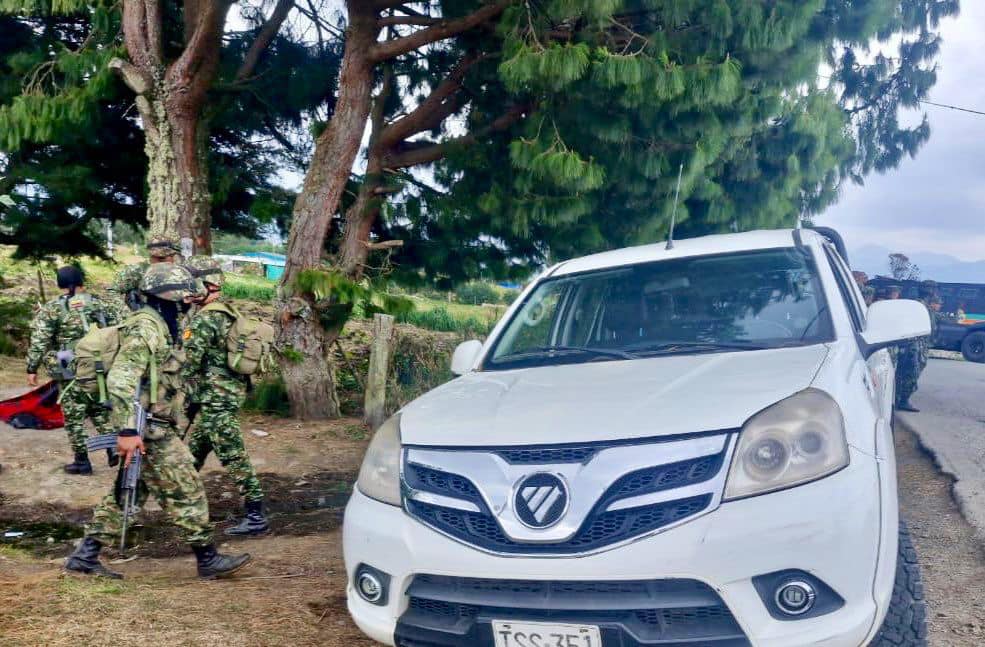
(868, 277, 985, 363)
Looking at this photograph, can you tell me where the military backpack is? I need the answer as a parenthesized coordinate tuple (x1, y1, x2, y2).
(73, 310, 170, 403)
(199, 302, 275, 376)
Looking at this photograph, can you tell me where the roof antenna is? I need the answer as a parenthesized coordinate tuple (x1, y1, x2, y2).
(666, 162, 684, 250)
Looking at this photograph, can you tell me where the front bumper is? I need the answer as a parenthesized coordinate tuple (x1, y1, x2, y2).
(343, 448, 886, 647)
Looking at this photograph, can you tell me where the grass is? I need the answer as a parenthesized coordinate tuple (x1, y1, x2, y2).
(397, 296, 505, 335)
(223, 274, 277, 301)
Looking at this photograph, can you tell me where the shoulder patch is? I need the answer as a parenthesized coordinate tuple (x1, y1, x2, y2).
(183, 328, 193, 341)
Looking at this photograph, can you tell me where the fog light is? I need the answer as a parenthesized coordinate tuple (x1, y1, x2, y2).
(354, 564, 390, 606)
(775, 580, 816, 616)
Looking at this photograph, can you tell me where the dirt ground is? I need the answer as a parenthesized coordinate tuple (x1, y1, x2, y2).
(2, 365, 984, 645)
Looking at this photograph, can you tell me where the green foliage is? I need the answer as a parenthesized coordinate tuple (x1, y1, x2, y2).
(0, 5, 340, 258)
(295, 269, 414, 328)
(397, 306, 495, 336)
(280, 346, 304, 364)
(212, 232, 285, 256)
(243, 376, 291, 417)
(0, 296, 32, 355)
(223, 275, 276, 302)
(384, 0, 957, 284)
(454, 281, 500, 305)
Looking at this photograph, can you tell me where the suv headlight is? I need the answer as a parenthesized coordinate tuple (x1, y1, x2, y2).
(724, 389, 849, 501)
(356, 414, 402, 506)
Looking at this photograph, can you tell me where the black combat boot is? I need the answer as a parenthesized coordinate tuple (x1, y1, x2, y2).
(192, 544, 252, 579)
(897, 400, 920, 412)
(64, 452, 93, 475)
(224, 500, 270, 536)
(64, 537, 123, 579)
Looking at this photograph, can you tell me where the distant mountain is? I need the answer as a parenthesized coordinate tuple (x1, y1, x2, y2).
(849, 245, 985, 284)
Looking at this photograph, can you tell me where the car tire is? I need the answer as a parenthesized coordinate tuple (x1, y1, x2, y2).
(869, 522, 927, 646)
(960, 331, 985, 363)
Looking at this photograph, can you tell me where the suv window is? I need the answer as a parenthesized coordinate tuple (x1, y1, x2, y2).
(823, 245, 866, 332)
(486, 248, 835, 370)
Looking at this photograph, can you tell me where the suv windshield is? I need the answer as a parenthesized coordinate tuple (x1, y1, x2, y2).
(486, 247, 833, 370)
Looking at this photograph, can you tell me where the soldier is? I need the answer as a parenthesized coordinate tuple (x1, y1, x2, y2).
(110, 238, 181, 311)
(25, 266, 125, 473)
(65, 264, 251, 579)
(896, 286, 938, 413)
(181, 256, 269, 536)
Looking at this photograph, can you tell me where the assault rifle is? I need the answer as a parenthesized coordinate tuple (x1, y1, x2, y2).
(86, 381, 148, 550)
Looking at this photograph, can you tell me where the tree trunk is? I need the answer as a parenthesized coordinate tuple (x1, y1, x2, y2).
(276, 5, 380, 419)
(143, 90, 212, 253)
(338, 160, 384, 279)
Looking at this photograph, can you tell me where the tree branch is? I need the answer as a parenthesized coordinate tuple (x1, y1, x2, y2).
(380, 53, 480, 146)
(168, 0, 233, 99)
(378, 15, 441, 27)
(385, 103, 529, 168)
(108, 57, 152, 95)
(369, 0, 514, 63)
(236, 0, 295, 82)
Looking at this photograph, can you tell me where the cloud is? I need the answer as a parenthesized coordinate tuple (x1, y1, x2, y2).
(820, 2, 985, 262)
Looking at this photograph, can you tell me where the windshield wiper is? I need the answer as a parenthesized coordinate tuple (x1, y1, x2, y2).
(500, 345, 638, 360)
(629, 340, 773, 356)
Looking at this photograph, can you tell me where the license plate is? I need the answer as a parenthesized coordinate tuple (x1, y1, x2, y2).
(492, 621, 602, 647)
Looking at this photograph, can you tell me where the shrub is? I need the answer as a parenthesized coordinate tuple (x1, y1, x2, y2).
(243, 376, 291, 417)
(455, 281, 499, 305)
(397, 306, 495, 336)
(0, 298, 33, 356)
(223, 275, 276, 302)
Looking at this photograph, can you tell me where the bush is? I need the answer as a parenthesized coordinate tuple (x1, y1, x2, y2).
(455, 281, 499, 305)
(223, 275, 276, 302)
(243, 376, 291, 416)
(499, 289, 520, 305)
(397, 306, 494, 336)
(0, 298, 33, 356)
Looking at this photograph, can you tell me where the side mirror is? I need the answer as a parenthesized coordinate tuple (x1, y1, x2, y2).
(451, 340, 484, 375)
(860, 300, 931, 357)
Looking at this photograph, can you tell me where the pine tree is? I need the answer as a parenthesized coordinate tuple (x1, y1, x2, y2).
(277, 0, 955, 419)
(417, 0, 957, 268)
(0, 7, 342, 257)
(0, 0, 337, 252)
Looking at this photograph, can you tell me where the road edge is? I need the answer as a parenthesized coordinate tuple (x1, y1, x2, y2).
(895, 415, 985, 549)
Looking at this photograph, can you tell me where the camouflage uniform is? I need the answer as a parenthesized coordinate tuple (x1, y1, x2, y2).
(181, 260, 263, 503)
(110, 238, 180, 311)
(895, 298, 937, 408)
(69, 264, 250, 580)
(84, 266, 214, 547)
(109, 261, 149, 310)
(25, 293, 125, 454)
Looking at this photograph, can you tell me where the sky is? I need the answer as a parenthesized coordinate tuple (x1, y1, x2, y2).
(819, 2, 985, 263)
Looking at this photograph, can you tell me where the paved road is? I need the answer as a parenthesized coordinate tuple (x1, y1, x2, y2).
(898, 358, 985, 542)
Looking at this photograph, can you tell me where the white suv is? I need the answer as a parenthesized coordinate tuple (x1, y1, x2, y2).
(343, 229, 931, 647)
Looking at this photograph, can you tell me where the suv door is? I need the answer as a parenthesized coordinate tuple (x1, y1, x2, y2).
(823, 244, 895, 420)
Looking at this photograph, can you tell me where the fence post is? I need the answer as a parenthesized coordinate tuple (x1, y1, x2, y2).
(364, 313, 396, 430)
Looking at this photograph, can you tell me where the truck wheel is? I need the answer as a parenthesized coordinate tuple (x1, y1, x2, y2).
(869, 522, 927, 646)
(961, 331, 985, 363)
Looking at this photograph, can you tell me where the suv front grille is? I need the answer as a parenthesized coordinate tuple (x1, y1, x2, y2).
(404, 440, 728, 555)
(496, 446, 597, 464)
(407, 495, 711, 554)
(396, 575, 749, 647)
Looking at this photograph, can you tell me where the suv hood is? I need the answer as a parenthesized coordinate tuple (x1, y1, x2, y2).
(399, 345, 830, 447)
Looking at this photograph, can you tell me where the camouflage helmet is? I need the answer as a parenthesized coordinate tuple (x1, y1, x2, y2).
(184, 255, 224, 288)
(139, 263, 205, 302)
(146, 237, 181, 260)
